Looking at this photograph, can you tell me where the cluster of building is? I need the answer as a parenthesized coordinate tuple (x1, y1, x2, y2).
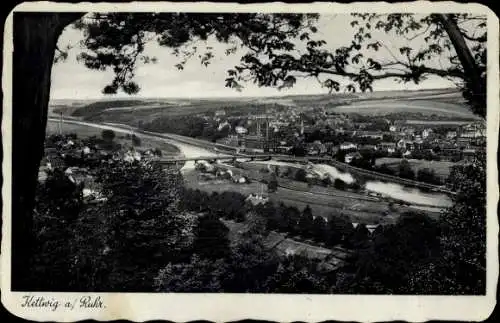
(39, 135, 163, 202)
(205, 107, 485, 163)
(195, 161, 250, 184)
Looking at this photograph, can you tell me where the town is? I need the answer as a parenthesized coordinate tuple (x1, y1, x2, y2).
(38, 90, 485, 288)
(187, 106, 484, 163)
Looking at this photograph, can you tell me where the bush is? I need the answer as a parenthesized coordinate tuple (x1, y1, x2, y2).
(325, 213, 354, 246)
(280, 167, 293, 178)
(267, 172, 278, 192)
(346, 181, 361, 192)
(321, 176, 332, 187)
(132, 134, 141, 147)
(195, 162, 207, 173)
(152, 148, 162, 157)
(333, 178, 346, 190)
(398, 160, 415, 180)
(193, 214, 231, 260)
(294, 168, 307, 182)
(417, 168, 441, 185)
(101, 129, 116, 143)
(377, 163, 396, 176)
(30, 159, 191, 291)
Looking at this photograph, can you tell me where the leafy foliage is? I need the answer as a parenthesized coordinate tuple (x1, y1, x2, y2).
(154, 255, 229, 292)
(295, 205, 312, 237)
(416, 168, 442, 185)
(30, 11, 488, 295)
(131, 134, 141, 146)
(76, 13, 318, 94)
(30, 170, 84, 290)
(90, 159, 195, 291)
(31, 144, 195, 290)
(347, 14, 486, 116)
(101, 129, 115, 142)
(267, 171, 278, 192)
(294, 168, 307, 182)
(398, 159, 416, 180)
(437, 152, 486, 293)
(192, 213, 231, 260)
(75, 13, 486, 117)
(345, 212, 441, 293)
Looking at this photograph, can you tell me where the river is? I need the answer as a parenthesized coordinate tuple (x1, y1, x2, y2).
(247, 160, 452, 208)
(52, 119, 453, 209)
(50, 119, 220, 172)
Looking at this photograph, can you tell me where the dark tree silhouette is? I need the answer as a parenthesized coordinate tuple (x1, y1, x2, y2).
(11, 12, 316, 288)
(416, 168, 441, 185)
(297, 205, 314, 238)
(131, 134, 141, 147)
(101, 129, 116, 143)
(398, 160, 416, 180)
(267, 172, 278, 192)
(193, 214, 231, 260)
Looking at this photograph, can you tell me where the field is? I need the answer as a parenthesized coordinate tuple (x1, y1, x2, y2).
(49, 87, 475, 123)
(183, 171, 429, 225)
(45, 120, 181, 156)
(375, 157, 456, 178)
(405, 119, 473, 125)
(331, 99, 475, 118)
(46, 121, 107, 137)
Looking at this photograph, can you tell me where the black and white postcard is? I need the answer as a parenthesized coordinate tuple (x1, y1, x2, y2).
(1, 1, 498, 321)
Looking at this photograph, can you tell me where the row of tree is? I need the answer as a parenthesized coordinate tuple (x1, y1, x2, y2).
(141, 115, 231, 142)
(179, 187, 369, 249)
(30, 138, 486, 294)
(175, 186, 462, 294)
(334, 147, 444, 185)
(180, 189, 248, 222)
(376, 160, 443, 185)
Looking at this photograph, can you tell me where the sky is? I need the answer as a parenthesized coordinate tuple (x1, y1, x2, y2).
(50, 14, 459, 100)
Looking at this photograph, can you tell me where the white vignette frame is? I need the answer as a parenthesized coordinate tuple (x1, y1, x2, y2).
(1, 1, 499, 322)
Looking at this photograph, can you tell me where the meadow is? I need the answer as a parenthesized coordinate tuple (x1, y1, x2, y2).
(49, 87, 475, 123)
(183, 171, 426, 225)
(45, 120, 181, 156)
(331, 99, 475, 118)
(375, 157, 456, 178)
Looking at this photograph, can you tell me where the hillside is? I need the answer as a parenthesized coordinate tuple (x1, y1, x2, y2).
(49, 87, 476, 121)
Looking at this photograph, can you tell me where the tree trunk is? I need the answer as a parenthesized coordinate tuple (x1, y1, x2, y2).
(12, 12, 80, 290)
(437, 14, 486, 118)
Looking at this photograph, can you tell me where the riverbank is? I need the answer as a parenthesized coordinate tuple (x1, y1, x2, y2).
(48, 119, 450, 219)
(375, 157, 456, 178)
(183, 170, 441, 225)
(242, 160, 452, 208)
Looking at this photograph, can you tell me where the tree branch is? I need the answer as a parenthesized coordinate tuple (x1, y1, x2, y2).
(55, 44, 64, 54)
(403, 24, 431, 41)
(380, 42, 409, 67)
(460, 30, 487, 42)
(312, 65, 464, 80)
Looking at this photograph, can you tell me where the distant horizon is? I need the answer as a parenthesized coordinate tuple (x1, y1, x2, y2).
(50, 86, 461, 102)
(51, 14, 462, 100)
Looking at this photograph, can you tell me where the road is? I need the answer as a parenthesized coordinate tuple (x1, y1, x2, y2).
(58, 118, 454, 193)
